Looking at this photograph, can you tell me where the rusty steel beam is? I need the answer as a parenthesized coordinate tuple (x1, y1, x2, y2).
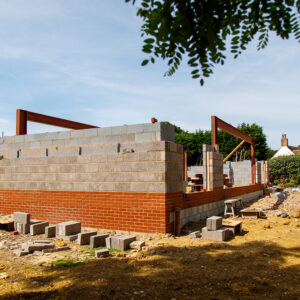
(211, 116, 254, 144)
(16, 109, 28, 135)
(16, 109, 98, 135)
(211, 116, 256, 185)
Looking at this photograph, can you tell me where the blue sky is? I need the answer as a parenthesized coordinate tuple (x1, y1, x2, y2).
(0, 0, 299, 150)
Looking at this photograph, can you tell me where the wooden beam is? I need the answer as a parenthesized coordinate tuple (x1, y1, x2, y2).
(223, 140, 246, 163)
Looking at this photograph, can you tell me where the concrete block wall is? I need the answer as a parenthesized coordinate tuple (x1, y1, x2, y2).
(180, 189, 263, 228)
(223, 160, 252, 186)
(0, 122, 183, 193)
(224, 160, 268, 186)
(207, 151, 223, 190)
(187, 166, 205, 179)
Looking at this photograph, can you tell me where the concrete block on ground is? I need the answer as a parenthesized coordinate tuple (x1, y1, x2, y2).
(206, 216, 222, 231)
(90, 234, 109, 248)
(57, 221, 81, 236)
(189, 231, 201, 239)
(15, 222, 30, 234)
(202, 227, 230, 242)
(30, 222, 49, 235)
(57, 234, 78, 242)
(95, 249, 109, 258)
(77, 231, 97, 245)
(45, 225, 56, 238)
(111, 235, 136, 251)
(22, 242, 55, 253)
(30, 220, 42, 225)
(43, 246, 70, 253)
(13, 212, 30, 224)
(13, 249, 29, 257)
(129, 240, 145, 250)
(105, 236, 112, 248)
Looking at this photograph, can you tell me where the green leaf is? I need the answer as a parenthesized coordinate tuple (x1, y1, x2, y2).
(141, 59, 149, 66)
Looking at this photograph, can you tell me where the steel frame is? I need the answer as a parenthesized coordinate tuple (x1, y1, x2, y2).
(211, 116, 255, 184)
(16, 109, 98, 135)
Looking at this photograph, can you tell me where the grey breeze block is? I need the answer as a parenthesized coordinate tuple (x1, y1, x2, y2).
(110, 235, 136, 251)
(13, 212, 30, 224)
(90, 234, 109, 248)
(15, 222, 30, 234)
(57, 221, 81, 236)
(95, 249, 109, 258)
(77, 231, 97, 245)
(202, 227, 230, 242)
(206, 216, 222, 231)
(30, 222, 49, 235)
(45, 225, 56, 238)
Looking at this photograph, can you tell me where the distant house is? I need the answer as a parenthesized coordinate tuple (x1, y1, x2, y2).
(272, 134, 300, 158)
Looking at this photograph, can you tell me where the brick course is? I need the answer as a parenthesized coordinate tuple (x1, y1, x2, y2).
(0, 183, 263, 234)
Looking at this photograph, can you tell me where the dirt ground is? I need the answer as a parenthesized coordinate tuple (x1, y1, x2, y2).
(0, 192, 299, 300)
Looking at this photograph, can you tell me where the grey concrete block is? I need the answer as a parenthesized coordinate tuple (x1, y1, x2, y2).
(129, 240, 145, 250)
(57, 221, 81, 236)
(15, 222, 30, 234)
(43, 246, 70, 253)
(127, 124, 143, 134)
(202, 227, 230, 242)
(45, 225, 56, 238)
(136, 133, 152, 142)
(206, 216, 222, 231)
(90, 234, 109, 248)
(95, 249, 109, 258)
(111, 235, 136, 251)
(77, 231, 98, 245)
(13, 212, 30, 224)
(189, 231, 201, 239)
(58, 234, 78, 242)
(13, 249, 29, 256)
(144, 122, 160, 132)
(30, 222, 49, 235)
(111, 125, 127, 135)
(105, 236, 112, 248)
(22, 242, 55, 253)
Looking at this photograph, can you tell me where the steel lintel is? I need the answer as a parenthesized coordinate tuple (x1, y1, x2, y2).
(16, 109, 98, 135)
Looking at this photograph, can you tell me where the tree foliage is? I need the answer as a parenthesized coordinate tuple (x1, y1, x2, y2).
(126, 0, 300, 85)
(174, 122, 269, 165)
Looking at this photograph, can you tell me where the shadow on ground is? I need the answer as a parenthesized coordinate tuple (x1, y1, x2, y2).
(1, 240, 300, 300)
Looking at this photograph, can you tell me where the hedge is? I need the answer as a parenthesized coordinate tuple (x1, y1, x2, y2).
(269, 155, 300, 185)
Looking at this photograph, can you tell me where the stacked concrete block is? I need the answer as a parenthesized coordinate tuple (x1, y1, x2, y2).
(77, 231, 97, 245)
(30, 222, 49, 235)
(201, 216, 230, 242)
(90, 234, 109, 248)
(207, 216, 222, 231)
(13, 212, 30, 234)
(0, 122, 185, 194)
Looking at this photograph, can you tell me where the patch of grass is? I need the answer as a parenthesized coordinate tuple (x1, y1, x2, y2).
(89, 246, 131, 256)
(50, 259, 81, 268)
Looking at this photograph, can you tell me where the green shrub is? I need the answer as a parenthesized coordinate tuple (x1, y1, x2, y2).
(269, 155, 300, 185)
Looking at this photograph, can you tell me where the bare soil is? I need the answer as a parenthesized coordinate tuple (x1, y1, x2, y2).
(0, 192, 299, 300)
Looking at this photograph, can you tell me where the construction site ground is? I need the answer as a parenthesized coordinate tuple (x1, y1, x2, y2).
(0, 192, 299, 300)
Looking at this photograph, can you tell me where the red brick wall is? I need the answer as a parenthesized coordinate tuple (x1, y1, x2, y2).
(0, 183, 264, 234)
(0, 190, 167, 233)
(165, 183, 264, 232)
